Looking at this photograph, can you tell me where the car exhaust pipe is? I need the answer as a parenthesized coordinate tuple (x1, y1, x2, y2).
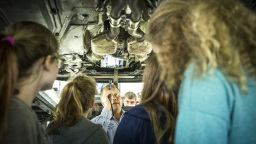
(128, 20, 144, 41)
(105, 0, 126, 40)
(127, 0, 144, 41)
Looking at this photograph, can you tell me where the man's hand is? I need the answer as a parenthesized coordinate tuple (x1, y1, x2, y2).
(102, 90, 113, 111)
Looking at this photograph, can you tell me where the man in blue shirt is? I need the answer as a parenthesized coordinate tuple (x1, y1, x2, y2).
(91, 84, 125, 144)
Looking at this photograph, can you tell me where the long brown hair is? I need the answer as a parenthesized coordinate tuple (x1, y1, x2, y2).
(141, 55, 177, 144)
(46, 75, 96, 135)
(0, 21, 59, 136)
(147, 0, 256, 92)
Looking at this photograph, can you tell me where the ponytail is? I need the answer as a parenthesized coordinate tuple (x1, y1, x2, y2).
(62, 82, 84, 124)
(0, 39, 18, 136)
(46, 82, 85, 135)
(0, 21, 59, 137)
(71, 83, 84, 115)
(46, 75, 96, 135)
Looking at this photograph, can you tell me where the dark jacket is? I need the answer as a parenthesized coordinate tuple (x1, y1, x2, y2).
(46, 117, 109, 144)
(114, 104, 170, 144)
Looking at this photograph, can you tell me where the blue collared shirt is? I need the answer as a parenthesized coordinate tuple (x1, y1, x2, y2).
(91, 108, 125, 144)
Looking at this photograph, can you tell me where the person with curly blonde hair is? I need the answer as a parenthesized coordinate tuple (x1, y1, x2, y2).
(147, 0, 256, 143)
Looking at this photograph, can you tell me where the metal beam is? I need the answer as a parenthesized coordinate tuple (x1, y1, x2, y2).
(113, 69, 118, 88)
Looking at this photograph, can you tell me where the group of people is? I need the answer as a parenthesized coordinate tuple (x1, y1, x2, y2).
(44, 54, 174, 144)
(0, 0, 256, 144)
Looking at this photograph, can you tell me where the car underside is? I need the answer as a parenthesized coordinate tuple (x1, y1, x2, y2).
(1, 0, 165, 83)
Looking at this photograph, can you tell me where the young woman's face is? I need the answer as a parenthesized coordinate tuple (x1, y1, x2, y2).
(50, 58, 59, 85)
(41, 55, 59, 91)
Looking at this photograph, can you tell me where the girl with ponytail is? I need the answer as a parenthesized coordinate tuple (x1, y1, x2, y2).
(0, 21, 59, 144)
(46, 75, 109, 144)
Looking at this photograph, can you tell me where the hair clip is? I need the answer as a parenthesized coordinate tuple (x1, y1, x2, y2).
(2, 36, 15, 46)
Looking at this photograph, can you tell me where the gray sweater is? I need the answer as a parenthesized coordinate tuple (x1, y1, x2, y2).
(46, 117, 109, 144)
(0, 97, 47, 144)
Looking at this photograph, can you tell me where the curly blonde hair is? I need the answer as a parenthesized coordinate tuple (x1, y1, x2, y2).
(147, 0, 256, 92)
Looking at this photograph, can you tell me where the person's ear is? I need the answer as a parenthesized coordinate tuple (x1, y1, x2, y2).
(43, 55, 52, 71)
(101, 100, 105, 107)
(90, 99, 95, 108)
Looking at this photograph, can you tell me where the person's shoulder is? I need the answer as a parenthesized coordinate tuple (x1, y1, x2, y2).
(5, 97, 41, 141)
(124, 104, 149, 120)
(82, 117, 103, 129)
(126, 104, 145, 112)
(9, 97, 29, 110)
(182, 62, 234, 93)
(82, 118, 108, 140)
(8, 97, 35, 121)
(185, 62, 229, 82)
(83, 119, 109, 144)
